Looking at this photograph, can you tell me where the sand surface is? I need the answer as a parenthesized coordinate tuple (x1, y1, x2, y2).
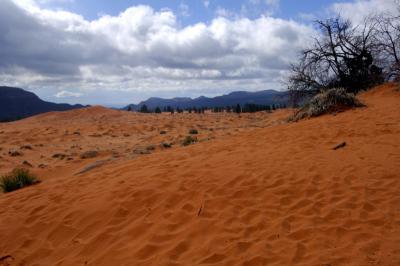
(0, 84, 399, 265)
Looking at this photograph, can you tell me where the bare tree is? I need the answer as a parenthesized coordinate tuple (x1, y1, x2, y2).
(376, 9, 400, 80)
(288, 16, 383, 104)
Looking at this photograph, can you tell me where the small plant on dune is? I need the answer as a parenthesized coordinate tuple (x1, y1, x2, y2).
(189, 129, 198, 135)
(182, 136, 197, 146)
(0, 168, 39, 193)
(146, 145, 156, 151)
(162, 142, 172, 148)
(80, 150, 99, 159)
(288, 88, 364, 122)
(8, 150, 23, 157)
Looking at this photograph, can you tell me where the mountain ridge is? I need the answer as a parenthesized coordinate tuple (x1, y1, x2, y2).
(0, 86, 86, 121)
(124, 89, 288, 110)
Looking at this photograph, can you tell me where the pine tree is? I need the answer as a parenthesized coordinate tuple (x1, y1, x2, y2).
(235, 104, 241, 114)
(140, 104, 149, 113)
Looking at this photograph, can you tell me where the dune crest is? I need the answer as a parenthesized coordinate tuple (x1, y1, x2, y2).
(0, 84, 399, 265)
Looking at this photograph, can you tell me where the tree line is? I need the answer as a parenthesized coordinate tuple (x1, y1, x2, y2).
(129, 103, 287, 114)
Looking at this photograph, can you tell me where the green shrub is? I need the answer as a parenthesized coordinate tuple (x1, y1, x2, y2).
(189, 129, 198, 135)
(0, 168, 39, 193)
(182, 136, 197, 146)
(289, 88, 364, 122)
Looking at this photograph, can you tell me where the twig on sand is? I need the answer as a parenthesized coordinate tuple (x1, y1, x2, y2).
(198, 202, 205, 217)
(0, 255, 14, 262)
(333, 142, 346, 150)
(75, 160, 108, 175)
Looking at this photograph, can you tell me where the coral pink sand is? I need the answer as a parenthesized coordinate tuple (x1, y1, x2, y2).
(0, 84, 399, 265)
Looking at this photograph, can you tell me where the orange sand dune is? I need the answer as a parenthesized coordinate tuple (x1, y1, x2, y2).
(0, 84, 399, 265)
(0, 104, 287, 178)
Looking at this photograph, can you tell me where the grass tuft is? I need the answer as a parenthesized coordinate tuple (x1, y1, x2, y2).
(288, 88, 364, 122)
(182, 136, 197, 146)
(162, 142, 172, 148)
(0, 168, 39, 193)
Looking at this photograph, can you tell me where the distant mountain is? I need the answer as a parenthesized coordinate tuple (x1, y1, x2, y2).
(0, 86, 86, 122)
(124, 90, 288, 111)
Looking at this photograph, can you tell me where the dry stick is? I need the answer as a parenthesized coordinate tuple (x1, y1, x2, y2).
(0, 255, 13, 262)
(333, 142, 346, 150)
(198, 201, 205, 217)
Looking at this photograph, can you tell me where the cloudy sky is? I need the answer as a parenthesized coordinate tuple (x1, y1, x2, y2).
(0, 0, 397, 106)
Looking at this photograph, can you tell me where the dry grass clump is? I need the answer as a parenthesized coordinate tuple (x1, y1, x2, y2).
(80, 150, 98, 159)
(182, 136, 197, 146)
(8, 150, 23, 157)
(0, 168, 39, 193)
(289, 88, 364, 122)
(161, 142, 172, 148)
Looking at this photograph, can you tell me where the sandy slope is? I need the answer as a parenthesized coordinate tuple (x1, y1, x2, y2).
(0, 84, 399, 265)
(0, 106, 287, 179)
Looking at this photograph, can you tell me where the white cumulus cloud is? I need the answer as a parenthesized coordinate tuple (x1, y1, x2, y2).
(1, 0, 315, 104)
(331, 0, 398, 24)
(55, 90, 83, 98)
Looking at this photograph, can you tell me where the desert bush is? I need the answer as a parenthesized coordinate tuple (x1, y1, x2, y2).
(182, 136, 197, 146)
(53, 153, 67, 160)
(8, 150, 23, 157)
(132, 145, 156, 155)
(162, 142, 172, 148)
(146, 145, 156, 151)
(0, 168, 39, 193)
(22, 160, 33, 167)
(80, 150, 98, 159)
(289, 88, 364, 121)
(20, 145, 32, 150)
(133, 147, 150, 155)
(189, 129, 198, 135)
